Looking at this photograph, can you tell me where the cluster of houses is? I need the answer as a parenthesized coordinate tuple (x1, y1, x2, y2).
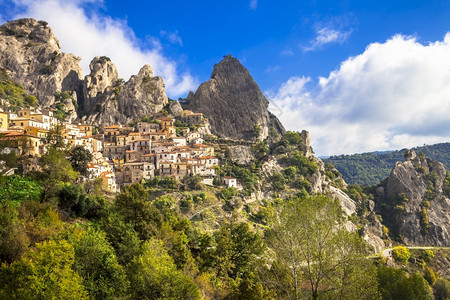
(102, 115, 220, 187)
(0, 107, 238, 192)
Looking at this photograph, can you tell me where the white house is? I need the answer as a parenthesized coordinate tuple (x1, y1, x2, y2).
(223, 176, 237, 188)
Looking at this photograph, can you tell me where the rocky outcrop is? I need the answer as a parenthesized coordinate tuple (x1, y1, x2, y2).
(168, 100, 183, 117)
(83, 56, 119, 112)
(83, 61, 168, 126)
(231, 145, 255, 165)
(380, 150, 450, 246)
(186, 55, 284, 140)
(0, 19, 83, 107)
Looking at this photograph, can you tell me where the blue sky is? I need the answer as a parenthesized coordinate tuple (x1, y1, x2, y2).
(1, 0, 450, 155)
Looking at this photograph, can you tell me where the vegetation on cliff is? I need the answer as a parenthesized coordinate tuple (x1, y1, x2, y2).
(1, 129, 447, 299)
(325, 143, 450, 185)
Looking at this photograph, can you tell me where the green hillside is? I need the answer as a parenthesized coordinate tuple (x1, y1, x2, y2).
(324, 143, 450, 185)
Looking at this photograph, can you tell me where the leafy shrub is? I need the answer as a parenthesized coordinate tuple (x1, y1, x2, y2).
(434, 278, 450, 300)
(392, 246, 411, 263)
(42, 64, 54, 75)
(423, 266, 437, 285)
(421, 249, 435, 262)
(270, 173, 286, 191)
(58, 183, 91, 217)
(180, 197, 194, 213)
(420, 207, 430, 235)
(221, 187, 238, 200)
(0, 175, 41, 206)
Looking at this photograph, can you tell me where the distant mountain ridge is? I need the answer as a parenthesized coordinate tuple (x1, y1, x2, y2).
(324, 143, 450, 185)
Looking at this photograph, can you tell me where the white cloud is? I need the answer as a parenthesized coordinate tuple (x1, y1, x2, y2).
(249, 0, 257, 10)
(268, 34, 450, 156)
(304, 27, 351, 52)
(9, 0, 196, 97)
(160, 30, 183, 46)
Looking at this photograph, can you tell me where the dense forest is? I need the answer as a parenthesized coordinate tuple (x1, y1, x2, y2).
(1, 130, 449, 299)
(324, 143, 450, 185)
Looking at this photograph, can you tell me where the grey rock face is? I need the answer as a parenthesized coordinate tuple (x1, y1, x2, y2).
(84, 62, 168, 126)
(384, 151, 450, 246)
(0, 19, 83, 107)
(187, 55, 284, 140)
(169, 100, 183, 117)
(83, 56, 119, 112)
(230, 145, 255, 165)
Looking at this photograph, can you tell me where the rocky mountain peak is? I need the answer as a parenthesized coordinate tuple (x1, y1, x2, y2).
(83, 56, 119, 111)
(380, 152, 450, 246)
(1, 18, 60, 49)
(138, 64, 154, 77)
(0, 18, 83, 108)
(83, 59, 168, 126)
(186, 55, 284, 140)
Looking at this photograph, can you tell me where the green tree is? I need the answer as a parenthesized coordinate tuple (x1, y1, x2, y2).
(99, 211, 142, 265)
(392, 246, 411, 264)
(423, 266, 438, 286)
(0, 204, 29, 264)
(68, 226, 129, 299)
(115, 183, 162, 240)
(266, 195, 379, 300)
(58, 183, 91, 217)
(39, 147, 77, 199)
(127, 238, 201, 299)
(45, 124, 67, 151)
(68, 145, 93, 176)
(377, 266, 433, 300)
(213, 222, 264, 281)
(0, 240, 88, 299)
(434, 278, 450, 300)
(221, 187, 238, 200)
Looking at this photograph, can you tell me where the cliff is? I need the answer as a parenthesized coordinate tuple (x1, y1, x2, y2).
(186, 55, 285, 140)
(82, 57, 168, 126)
(0, 19, 83, 110)
(378, 150, 450, 246)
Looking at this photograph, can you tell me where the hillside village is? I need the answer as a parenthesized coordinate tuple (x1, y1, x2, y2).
(0, 105, 234, 192)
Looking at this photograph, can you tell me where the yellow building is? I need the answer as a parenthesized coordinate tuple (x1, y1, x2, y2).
(76, 124, 94, 136)
(10, 118, 45, 129)
(25, 126, 49, 139)
(192, 144, 215, 156)
(0, 111, 8, 130)
(181, 110, 192, 119)
(1, 132, 42, 156)
(157, 117, 174, 130)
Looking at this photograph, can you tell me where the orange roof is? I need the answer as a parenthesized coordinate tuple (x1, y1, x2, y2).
(5, 132, 25, 137)
(199, 156, 217, 159)
(104, 125, 120, 129)
(100, 171, 114, 178)
(193, 144, 211, 148)
(125, 150, 135, 153)
(224, 176, 236, 180)
(142, 153, 155, 157)
(129, 132, 140, 136)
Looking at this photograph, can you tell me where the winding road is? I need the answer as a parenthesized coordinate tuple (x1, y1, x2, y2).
(380, 246, 450, 258)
